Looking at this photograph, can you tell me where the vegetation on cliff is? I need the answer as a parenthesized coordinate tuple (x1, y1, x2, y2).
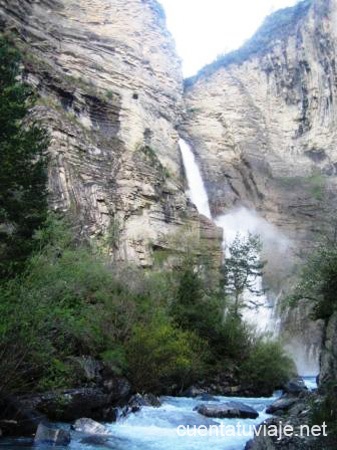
(0, 214, 294, 396)
(0, 37, 49, 279)
(290, 235, 337, 322)
(0, 38, 294, 401)
(289, 233, 337, 443)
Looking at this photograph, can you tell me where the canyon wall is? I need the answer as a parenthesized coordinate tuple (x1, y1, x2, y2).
(183, 0, 337, 244)
(182, 0, 337, 371)
(0, 0, 221, 266)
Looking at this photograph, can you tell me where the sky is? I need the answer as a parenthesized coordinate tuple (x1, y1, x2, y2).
(159, 0, 299, 77)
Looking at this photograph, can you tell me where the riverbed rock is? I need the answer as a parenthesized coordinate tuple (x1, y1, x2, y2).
(19, 388, 113, 422)
(0, 396, 46, 437)
(283, 378, 308, 396)
(72, 418, 110, 435)
(182, 386, 206, 398)
(34, 422, 71, 446)
(195, 401, 259, 419)
(266, 396, 297, 415)
(121, 393, 162, 417)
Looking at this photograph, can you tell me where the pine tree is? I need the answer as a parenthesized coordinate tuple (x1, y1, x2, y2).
(0, 37, 49, 278)
(222, 233, 265, 318)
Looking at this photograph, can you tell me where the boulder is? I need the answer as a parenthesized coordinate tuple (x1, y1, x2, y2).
(123, 393, 161, 415)
(266, 396, 297, 414)
(19, 388, 114, 422)
(72, 418, 110, 435)
(119, 393, 161, 418)
(181, 386, 205, 398)
(0, 396, 46, 437)
(283, 378, 308, 396)
(34, 422, 71, 446)
(101, 375, 132, 402)
(195, 401, 259, 419)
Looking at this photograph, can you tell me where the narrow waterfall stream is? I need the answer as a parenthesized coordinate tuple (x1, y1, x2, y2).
(179, 139, 211, 219)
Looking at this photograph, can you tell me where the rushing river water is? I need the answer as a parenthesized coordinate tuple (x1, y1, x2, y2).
(0, 377, 317, 450)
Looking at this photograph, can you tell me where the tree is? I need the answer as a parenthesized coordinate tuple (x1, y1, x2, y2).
(289, 237, 337, 321)
(222, 233, 265, 318)
(0, 37, 49, 278)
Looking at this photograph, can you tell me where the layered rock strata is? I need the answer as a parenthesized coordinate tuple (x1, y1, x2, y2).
(0, 0, 222, 266)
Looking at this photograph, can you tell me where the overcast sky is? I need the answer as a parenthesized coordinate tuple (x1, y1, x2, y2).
(159, 0, 299, 77)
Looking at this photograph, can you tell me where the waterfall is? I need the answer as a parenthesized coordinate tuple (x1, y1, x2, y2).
(179, 138, 320, 375)
(179, 139, 280, 335)
(179, 139, 211, 219)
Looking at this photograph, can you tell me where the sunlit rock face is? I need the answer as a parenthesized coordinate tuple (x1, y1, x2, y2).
(0, 0, 222, 265)
(183, 0, 337, 372)
(183, 0, 337, 244)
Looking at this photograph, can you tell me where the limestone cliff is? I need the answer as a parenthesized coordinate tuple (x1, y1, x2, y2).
(183, 0, 337, 370)
(184, 0, 337, 243)
(0, 0, 221, 266)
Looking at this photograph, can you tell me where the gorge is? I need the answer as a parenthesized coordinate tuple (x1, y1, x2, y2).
(1, 0, 337, 448)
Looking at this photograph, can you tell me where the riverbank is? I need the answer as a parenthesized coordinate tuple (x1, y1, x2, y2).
(0, 377, 317, 450)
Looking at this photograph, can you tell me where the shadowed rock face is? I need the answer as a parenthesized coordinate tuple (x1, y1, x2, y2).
(183, 0, 337, 365)
(0, 0, 222, 266)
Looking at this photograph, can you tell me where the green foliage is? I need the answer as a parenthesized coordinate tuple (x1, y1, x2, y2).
(289, 238, 337, 321)
(223, 233, 265, 317)
(0, 215, 293, 396)
(240, 338, 296, 395)
(311, 383, 337, 439)
(0, 36, 49, 278)
(126, 315, 208, 394)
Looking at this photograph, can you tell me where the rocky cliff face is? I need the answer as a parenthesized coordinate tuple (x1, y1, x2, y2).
(319, 311, 337, 385)
(183, 0, 337, 370)
(0, 0, 221, 266)
(183, 0, 337, 243)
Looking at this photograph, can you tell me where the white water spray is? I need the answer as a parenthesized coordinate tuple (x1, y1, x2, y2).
(215, 208, 287, 334)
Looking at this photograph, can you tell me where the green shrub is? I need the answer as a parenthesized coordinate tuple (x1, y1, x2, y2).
(125, 316, 208, 394)
(240, 338, 295, 395)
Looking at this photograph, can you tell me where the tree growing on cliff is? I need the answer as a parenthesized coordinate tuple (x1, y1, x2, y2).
(289, 236, 337, 321)
(222, 233, 265, 318)
(0, 37, 49, 278)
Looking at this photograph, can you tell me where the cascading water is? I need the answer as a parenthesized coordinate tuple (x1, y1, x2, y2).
(1, 394, 279, 450)
(179, 139, 319, 376)
(179, 139, 278, 334)
(179, 139, 211, 220)
(215, 210, 281, 335)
